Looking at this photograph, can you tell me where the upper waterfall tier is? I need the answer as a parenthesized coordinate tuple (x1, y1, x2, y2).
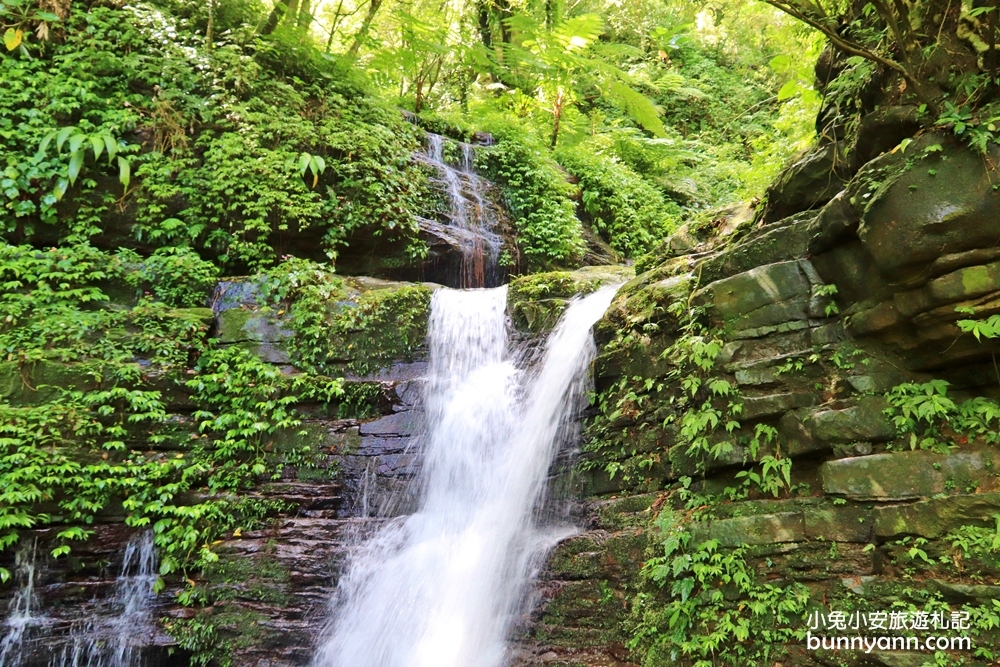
(415, 134, 505, 289)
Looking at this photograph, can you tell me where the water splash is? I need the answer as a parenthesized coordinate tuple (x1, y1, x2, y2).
(313, 284, 618, 667)
(0, 541, 42, 667)
(421, 134, 503, 288)
(49, 532, 158, 667)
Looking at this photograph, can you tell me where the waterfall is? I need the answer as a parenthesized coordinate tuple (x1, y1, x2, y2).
(0, 542, 42, 667)
(312, 284, 618, 667)
(420, 134, 504, 289)
(48, 532, 158, 667)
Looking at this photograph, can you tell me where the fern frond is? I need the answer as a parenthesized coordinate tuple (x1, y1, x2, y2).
(608, 81, 667, 137)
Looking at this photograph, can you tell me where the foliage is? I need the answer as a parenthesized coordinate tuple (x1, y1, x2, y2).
(582, 274, 797, 490)
(506, 271, 602, 304)
(257, 256, 431, 376)
(120, 247, 220, 308)
(0, 243, 343, 585)
(957, 310, 1000, 342)
(0, 1, 429, 269)
(556, 143, 680, 256)
(475, 125, 585, 268)
(885, 380, 1000, 451)
(630, 510, 810, 666)
(767, 0, 1000, 153)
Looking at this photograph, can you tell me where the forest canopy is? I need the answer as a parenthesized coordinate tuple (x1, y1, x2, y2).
(0, 0, 824, 269)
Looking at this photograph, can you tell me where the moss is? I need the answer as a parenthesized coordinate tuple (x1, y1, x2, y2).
(334, 381, 388, 419)
(165, 548, 291, 665)
(202, 551, 291, 605)
(324, 283, 433, 377)
(0, 360, 106, 404)
(507, 266, 631, 333)
(535, 579, 630, 647)
(594, 493, 659, 530)
(216, 308, 256, 343)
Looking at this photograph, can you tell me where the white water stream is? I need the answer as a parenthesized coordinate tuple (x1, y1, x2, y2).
(0, 542, 41, 667)
(422, 134, 503, 288)
(312, 284, 618, 667)
(50, 531, 158, 667)
(0, 533, 157, 667)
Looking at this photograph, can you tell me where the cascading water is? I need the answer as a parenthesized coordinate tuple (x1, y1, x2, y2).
(312, 284, 618, 667)
(0, 542, 41, 667)
(420, 134, 504, 288)
(0, 533, 157, 667)
(49, 531, 159, 667)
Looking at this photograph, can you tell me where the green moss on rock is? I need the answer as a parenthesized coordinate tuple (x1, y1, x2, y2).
(507, 266, 632, 333)
(326, 281, 433, 377)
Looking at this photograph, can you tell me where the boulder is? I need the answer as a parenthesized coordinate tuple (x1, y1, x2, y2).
(507, 266, 633, 333)
(692, 260, 833, 337)
(762, 143, 850, 222)
(858, 134, 1000, 280)
(873, 492, 1000, 539)
(692, 512, 806, 547)
(821, 448, 997, 500)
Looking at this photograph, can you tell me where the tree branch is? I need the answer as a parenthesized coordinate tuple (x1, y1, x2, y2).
(762, 0, 938, 109)
(870, 0, 914, 66)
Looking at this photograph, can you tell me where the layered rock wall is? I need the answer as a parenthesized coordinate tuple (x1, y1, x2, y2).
(519, 132, 1000, 666)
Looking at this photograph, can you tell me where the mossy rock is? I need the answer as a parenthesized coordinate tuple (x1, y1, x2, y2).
(507, 266, 632, 333)
(873, 492, 1000, 539)
(821, 447, 997, 501)
(214, 275, 434, 378)
(0, 360, 104, 404)
(859, 133, 1000, 280)
(328, 279, 434, 377)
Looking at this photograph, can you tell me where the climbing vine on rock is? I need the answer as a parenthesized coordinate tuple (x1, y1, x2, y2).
(0, 243, 346, 585)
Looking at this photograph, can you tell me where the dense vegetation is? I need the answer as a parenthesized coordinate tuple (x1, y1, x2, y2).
(8, 0, 1000, 663)
(0, 0, 822, 577)
(1, 0, 822, 269)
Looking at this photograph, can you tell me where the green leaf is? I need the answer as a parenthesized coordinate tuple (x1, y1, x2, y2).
(769, 54, 791, 71)
(777, 80, 798, 101)
(38, 131, 55, 155)
(68, 133, 86, 155)
(103, 135, 118, 162)
(552, 14, 604, 53)
(298, 152, 311, 177)
(52, 177, 68, 201)
(118, 156, 131, 190)
(608, 81, 666, 137)
(55, 126, 75, 152)
(90, 135, 104, 162)
(67, 149, 84, 185)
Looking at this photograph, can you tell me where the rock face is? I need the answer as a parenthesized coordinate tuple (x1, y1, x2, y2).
(0, 278, 432, 667)
(517, 134, 1000, 665)
(6, 131, 1000, 667)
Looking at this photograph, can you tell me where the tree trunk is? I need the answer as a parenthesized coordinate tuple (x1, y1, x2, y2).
(551, 87, 565, 148)
(262, 0, 289, 35)
(298, 0, 313, 31)
(347, 0, 383, 58)
(325, 0, 346, 51)
(414, 79, 424, 113)
(477, 1, 493, 48)
(206, 0, 215, 48)
(286, 0, 300, 24)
